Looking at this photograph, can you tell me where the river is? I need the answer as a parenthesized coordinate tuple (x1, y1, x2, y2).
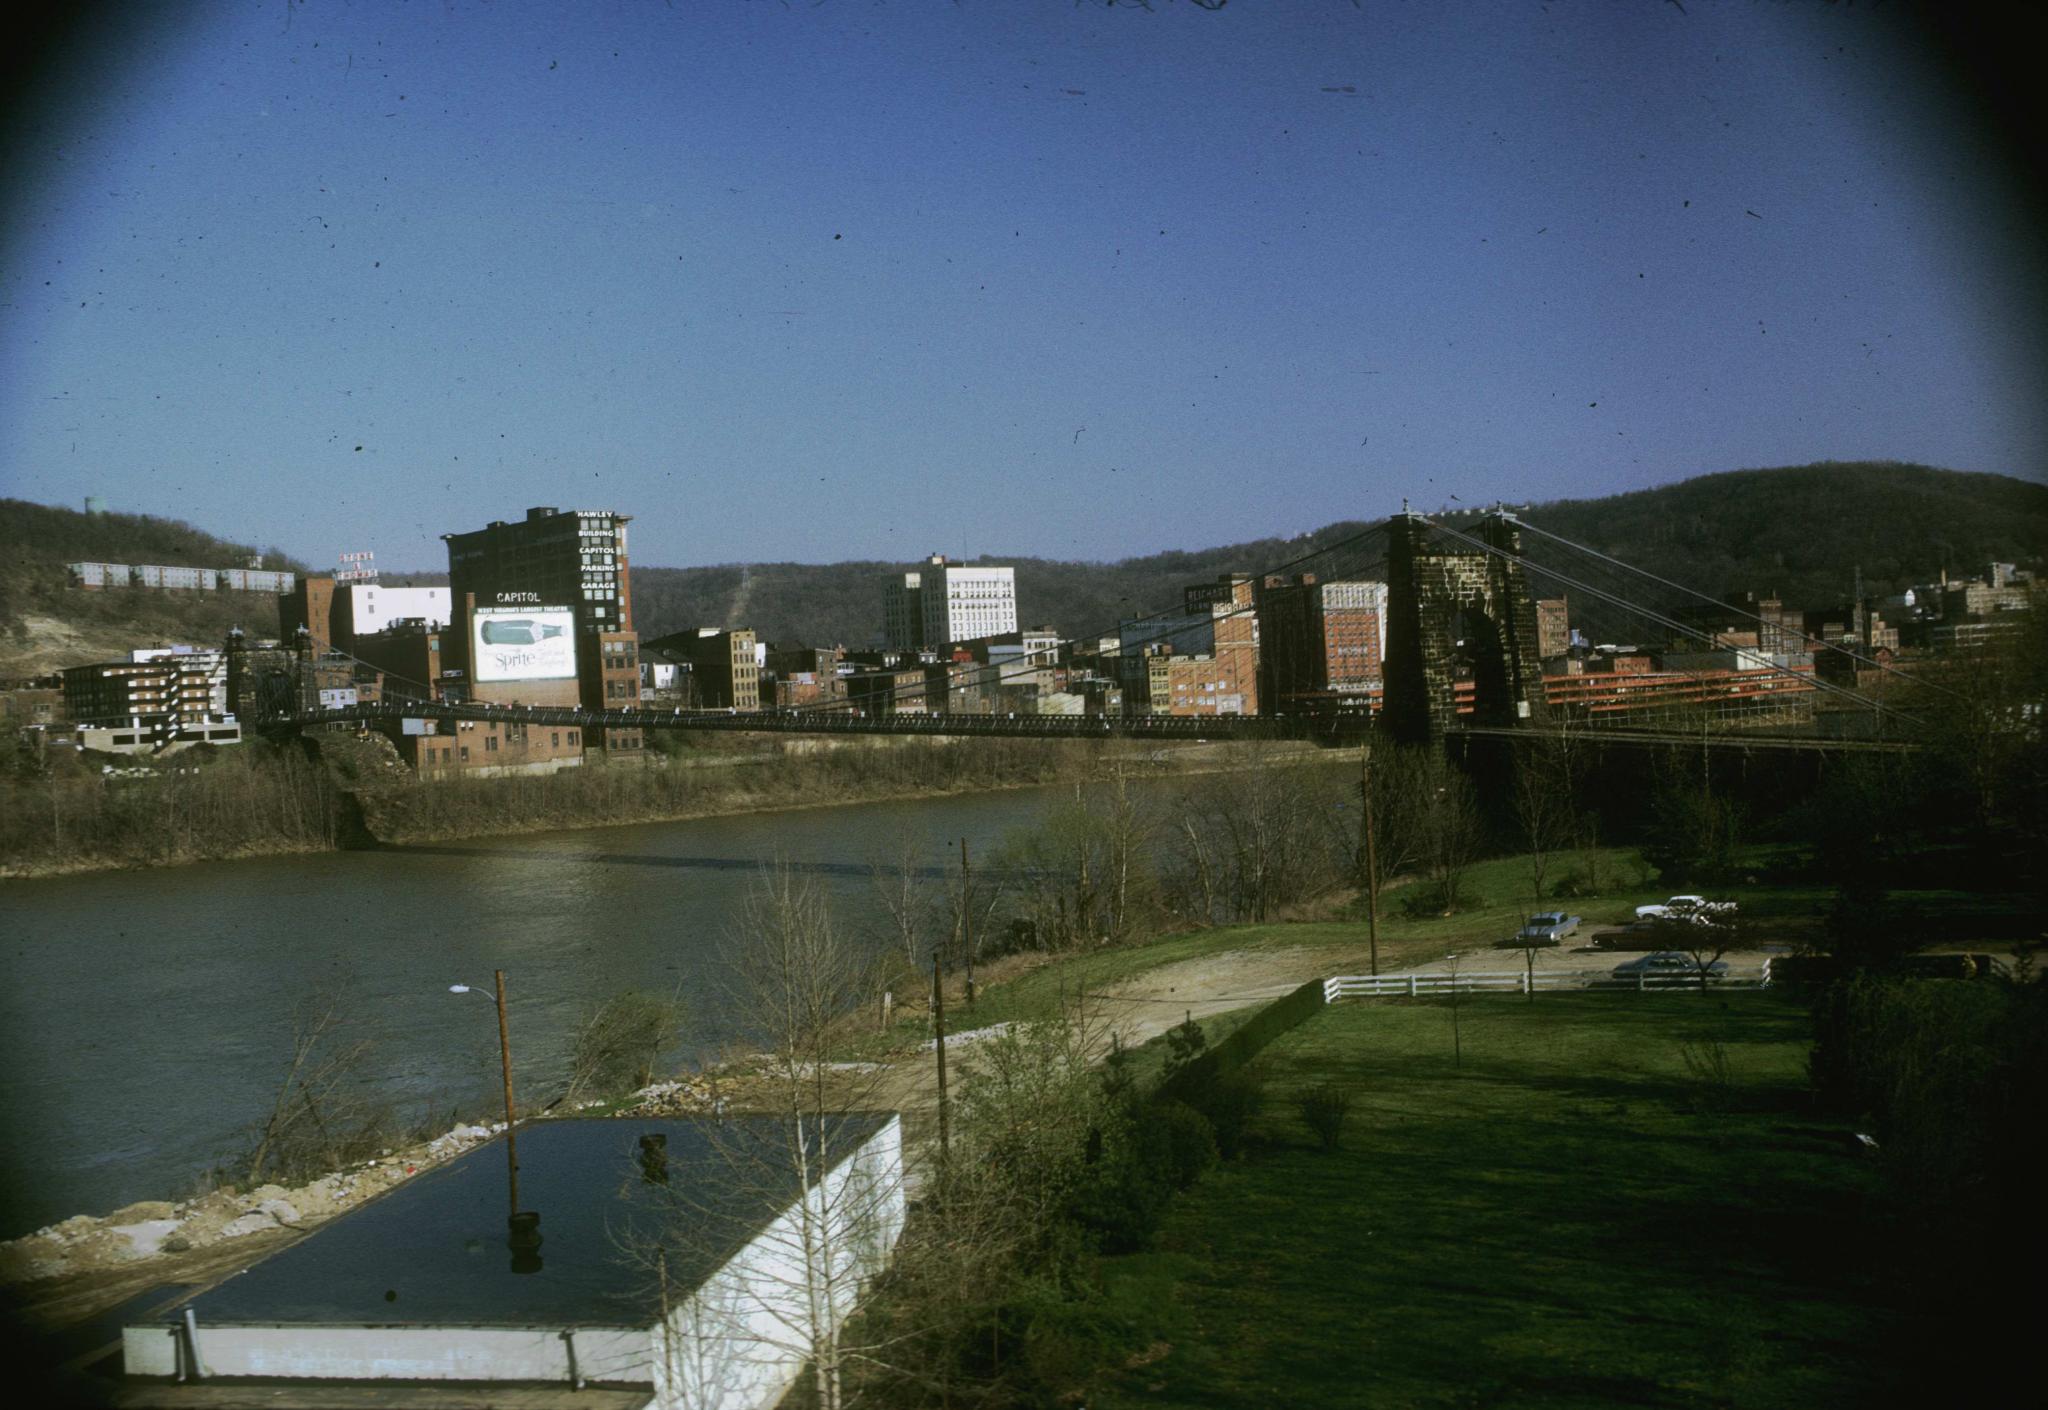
(0, 785, 1073, 1239)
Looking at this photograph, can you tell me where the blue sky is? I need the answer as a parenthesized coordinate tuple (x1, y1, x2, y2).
(3, 1, 2041, 572)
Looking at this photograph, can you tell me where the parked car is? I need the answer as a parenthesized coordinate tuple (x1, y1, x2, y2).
(1611, 951, 1729, 979)
(1633, 895, 1737, 922)
(1514, 912, 1581, 946)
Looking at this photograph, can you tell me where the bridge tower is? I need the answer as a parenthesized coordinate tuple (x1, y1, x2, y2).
(1382, 509, 1547, 747)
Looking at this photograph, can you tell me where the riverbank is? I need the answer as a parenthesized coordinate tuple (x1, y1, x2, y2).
(0, 849, 1561, 1298)
(2, 732, 1327, 881)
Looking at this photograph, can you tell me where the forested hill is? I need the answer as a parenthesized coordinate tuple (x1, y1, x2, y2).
(0, 499, 305, 676)
(627, 521, 1377, 652)
(1504, 463, 2048, 612)
(6, 462, 2042, 673)
(628, 462, 2046, 646)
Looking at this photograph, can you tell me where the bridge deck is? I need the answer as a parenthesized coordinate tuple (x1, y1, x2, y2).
(282, 701, 1914, 751)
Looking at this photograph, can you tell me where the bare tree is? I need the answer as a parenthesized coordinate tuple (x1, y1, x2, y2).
(995, 768, 1151, 949)
(639, 867, 904, 1410)
(1444, 951, 1468, 1069)
(561, 987, 685, 1107)
(240, 982, 382, 1187)
(1381, 749, 1484, 916)
(867, 824, 937, 976)
(1165, 746, 1349, 925)
(1511, 723, 1584, 906)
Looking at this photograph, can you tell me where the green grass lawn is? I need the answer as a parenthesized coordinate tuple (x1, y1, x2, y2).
(1085, 991, 1911, 1409)
(837, 851, 1667, 1059)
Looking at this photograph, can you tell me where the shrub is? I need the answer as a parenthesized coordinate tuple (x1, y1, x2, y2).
(1551, 868, 1600, 899)
(1398, 880, 1464, 918)
(1197, 1069, 1267, 1160)
(564, 990, 683, 1103)
(1296, 1082, 1355, 1151)
(1161, 1014, 1208, 1080)
(1153, 1101, 1218, 1189)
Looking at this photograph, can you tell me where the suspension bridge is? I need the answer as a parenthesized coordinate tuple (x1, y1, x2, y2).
(239, 510, 1950, 755)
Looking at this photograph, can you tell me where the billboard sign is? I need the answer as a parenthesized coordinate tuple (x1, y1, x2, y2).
(472, 606, 577, 683)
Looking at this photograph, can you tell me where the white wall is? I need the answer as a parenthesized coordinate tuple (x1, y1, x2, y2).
(347, 584, 453, 636)
(653, 1116, 906, 1410)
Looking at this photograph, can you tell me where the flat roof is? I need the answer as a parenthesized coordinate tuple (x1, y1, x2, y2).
(178, 1115, 892, 1329)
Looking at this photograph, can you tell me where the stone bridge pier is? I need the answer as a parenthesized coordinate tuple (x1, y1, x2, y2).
(1381, 510, 1547, 748)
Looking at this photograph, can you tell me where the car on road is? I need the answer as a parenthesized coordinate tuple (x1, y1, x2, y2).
(1512, 912, 1581, 946)
(1610, 951, 1729, 980)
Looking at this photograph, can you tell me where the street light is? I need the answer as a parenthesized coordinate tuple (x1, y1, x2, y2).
(448, 971, 536, 1262)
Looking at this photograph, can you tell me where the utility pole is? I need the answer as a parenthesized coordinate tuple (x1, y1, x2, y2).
(932, 950, 950, 1166)
(494, 969, 521, 1218)
(1360, 742, 1381, 977)
(960, 837, 975, 1008)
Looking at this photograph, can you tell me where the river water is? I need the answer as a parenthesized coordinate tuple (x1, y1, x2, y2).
(0, 786, 1071, 1239)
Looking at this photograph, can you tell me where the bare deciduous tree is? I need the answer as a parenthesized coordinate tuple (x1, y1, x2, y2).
(240, 981, 383, 1187)
(638, 867, 906, 1410)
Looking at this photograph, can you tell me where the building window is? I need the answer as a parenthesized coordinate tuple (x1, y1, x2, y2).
(567, 730, 579, 745)
(485, 736, 498, 752)
(459, 746, 469, 762)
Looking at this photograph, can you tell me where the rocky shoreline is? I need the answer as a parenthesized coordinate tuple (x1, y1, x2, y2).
(0, 1073, 726, 1288)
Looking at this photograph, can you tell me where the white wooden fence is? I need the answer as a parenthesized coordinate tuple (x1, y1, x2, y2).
(1323, 958, 1773, 1003)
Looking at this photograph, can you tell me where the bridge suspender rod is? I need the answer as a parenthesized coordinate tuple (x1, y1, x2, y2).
(1508, 518, 1964, 701)
(1416, 516, 1903, 718)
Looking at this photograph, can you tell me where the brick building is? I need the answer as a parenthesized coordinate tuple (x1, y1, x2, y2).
(645, 629, 759, 711)
(442, 507, 641, 753)
(1534, 598, 1571, 660)
(1256, 575, 1385, 713)
(279, 574, 339, 656)
(390, 715, 587, 777)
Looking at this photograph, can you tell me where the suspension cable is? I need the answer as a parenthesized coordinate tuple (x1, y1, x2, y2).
(1511, 517, 1963, 701)
(1415, 516, 1910, 719)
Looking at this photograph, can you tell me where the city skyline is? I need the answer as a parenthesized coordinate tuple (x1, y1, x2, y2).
(4, 2, 2044, 572)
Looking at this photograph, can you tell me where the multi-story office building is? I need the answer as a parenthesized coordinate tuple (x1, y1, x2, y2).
(279, 574, 339, 656)
(881, 571, 925, 651)
(1116, 576, 1260, 716)
(1534, 598, 1571, 661)
(334, 584, 452, 650)
(1258, 575, 1386, 712)
(442, 507, 641, 752)
(350, 620, 452, 704)
(914, 555, 1018, 649)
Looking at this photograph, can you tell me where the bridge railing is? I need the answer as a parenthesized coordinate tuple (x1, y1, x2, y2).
(285, 698, 1371, 741)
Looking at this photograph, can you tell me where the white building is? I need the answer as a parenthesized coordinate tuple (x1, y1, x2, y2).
(131, 646, 228, 716)
(335, 584, 453, 649)
(123, 1115, 906, 1410)
(917, 556, 1017, 650)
